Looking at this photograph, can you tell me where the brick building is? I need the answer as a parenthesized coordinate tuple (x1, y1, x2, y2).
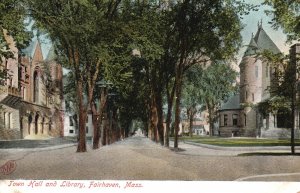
(0, 35, 64, 140)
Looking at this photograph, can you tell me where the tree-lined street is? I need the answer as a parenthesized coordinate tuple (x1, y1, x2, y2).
(1, 136, 300, 181)
(1, 0, 300, 186)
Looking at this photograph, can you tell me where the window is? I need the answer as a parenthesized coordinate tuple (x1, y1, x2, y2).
(23, 87, 27, 100)
(224, 114, 228, 126)
(255, 66, 258, 78)
(244, 114, 247, 126)
(245, 91, 248, 100)
(86, 126, 89, 133)
(232, 114, 238, 126)
(69, 130, 74, 134)
(266, 64, 269, 77)
(9, 113, 12, 129)
(33, 71, 39, 103)
(3, 112, 6, 128)
(69, 116, 74, 126)
(252, 93, 255, 102)
(5, 112, 11, 129)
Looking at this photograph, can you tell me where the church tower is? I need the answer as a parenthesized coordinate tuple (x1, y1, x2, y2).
(239, 22, 281, 136)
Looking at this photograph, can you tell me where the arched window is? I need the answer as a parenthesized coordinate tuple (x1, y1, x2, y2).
(33, 71, 39, 103)
(35, 114, 39, 135)
(42, 117, 45, 134)
(255, 66, 259, 78)
(28, 114, 32, 135)
(4, 112, 11, 129)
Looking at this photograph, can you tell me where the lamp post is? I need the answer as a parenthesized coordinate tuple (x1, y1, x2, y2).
(107, 92, 118, 144)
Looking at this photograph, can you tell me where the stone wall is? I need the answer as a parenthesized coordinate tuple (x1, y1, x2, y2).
(0, 105, 21, 139)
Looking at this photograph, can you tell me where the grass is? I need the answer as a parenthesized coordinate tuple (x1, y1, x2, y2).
(174, 136, 300, 147)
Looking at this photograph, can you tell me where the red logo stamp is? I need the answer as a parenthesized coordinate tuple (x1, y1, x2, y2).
(0, 160, 17, 175)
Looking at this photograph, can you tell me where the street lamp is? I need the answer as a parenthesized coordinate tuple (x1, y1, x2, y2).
(107, 92, 118, 144)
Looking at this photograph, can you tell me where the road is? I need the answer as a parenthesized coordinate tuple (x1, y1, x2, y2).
(1, 136, 300, 181)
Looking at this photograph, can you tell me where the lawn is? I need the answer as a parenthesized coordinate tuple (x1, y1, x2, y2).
(177, 136, 300, 147)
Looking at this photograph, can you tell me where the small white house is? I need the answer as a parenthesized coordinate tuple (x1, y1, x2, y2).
(63, 100, 94, 138)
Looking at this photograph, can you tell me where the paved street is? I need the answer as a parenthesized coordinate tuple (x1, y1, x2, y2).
(1, 136, 300, 181)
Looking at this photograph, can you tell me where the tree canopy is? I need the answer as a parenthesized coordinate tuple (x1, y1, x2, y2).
(0, 0, 32, 85)
(23, 0, 255, 151)
(264, 0, 300, 41)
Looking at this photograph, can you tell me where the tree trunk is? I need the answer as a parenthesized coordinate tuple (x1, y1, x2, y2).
(291, 84, 296, 154)
(150, 94, 158, 141)
(164, 81, 175, 147)
(189, 109, 194, 137)
(76, 79, 87, 152)
(174, 63, 184, 150)
(125, 124, 129, 138)
(101, 112, 107, 146)
(156, 91, 164, 146)
(207, 102, 215, 137)
(165, 102, 172, 147)
(92, 87, 107, 149)
(91, 102, 100, 149)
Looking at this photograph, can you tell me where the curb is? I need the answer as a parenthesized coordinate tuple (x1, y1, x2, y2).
(0, 143, 77, 152)
(181, 140, 300, 151)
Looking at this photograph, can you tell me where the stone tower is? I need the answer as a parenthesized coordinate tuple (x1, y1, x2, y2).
(239, 22, 281, 136)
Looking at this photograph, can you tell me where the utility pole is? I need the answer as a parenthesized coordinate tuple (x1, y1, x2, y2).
(290, 43, 300, 155)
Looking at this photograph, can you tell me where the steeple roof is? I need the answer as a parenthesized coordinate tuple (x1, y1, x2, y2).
(254, 26, 281, 54)
(243, 23, 281, 57)
(244, 35, 258, 56)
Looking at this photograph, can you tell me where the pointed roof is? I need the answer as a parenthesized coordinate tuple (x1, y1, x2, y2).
(46, 45, 56, 61)
(244, 35, 258, 57)
(220, 94, 241, 110)
(254, 25, 281, 54)
(243, 23, 281, 57)
(22, 39, 38, 58)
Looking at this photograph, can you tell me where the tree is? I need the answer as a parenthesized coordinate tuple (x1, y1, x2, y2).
(186, 63, 238, 136)
(111, 0, 170, 145)
(27, 0, 122, 152)
(264, 0, 300, 154)
(182, 77, 202, 137)
(0, 0, 32, 84)
(171, 0, 252, 149)
(264, 0, 300, 41)
(258, 51, 297, 154)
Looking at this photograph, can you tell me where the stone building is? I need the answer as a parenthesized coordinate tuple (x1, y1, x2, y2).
(0, 36, 64, 139)
(219, 23, 299, 138)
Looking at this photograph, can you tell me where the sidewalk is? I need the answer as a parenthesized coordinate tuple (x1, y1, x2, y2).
(0, 137, 76, 149)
